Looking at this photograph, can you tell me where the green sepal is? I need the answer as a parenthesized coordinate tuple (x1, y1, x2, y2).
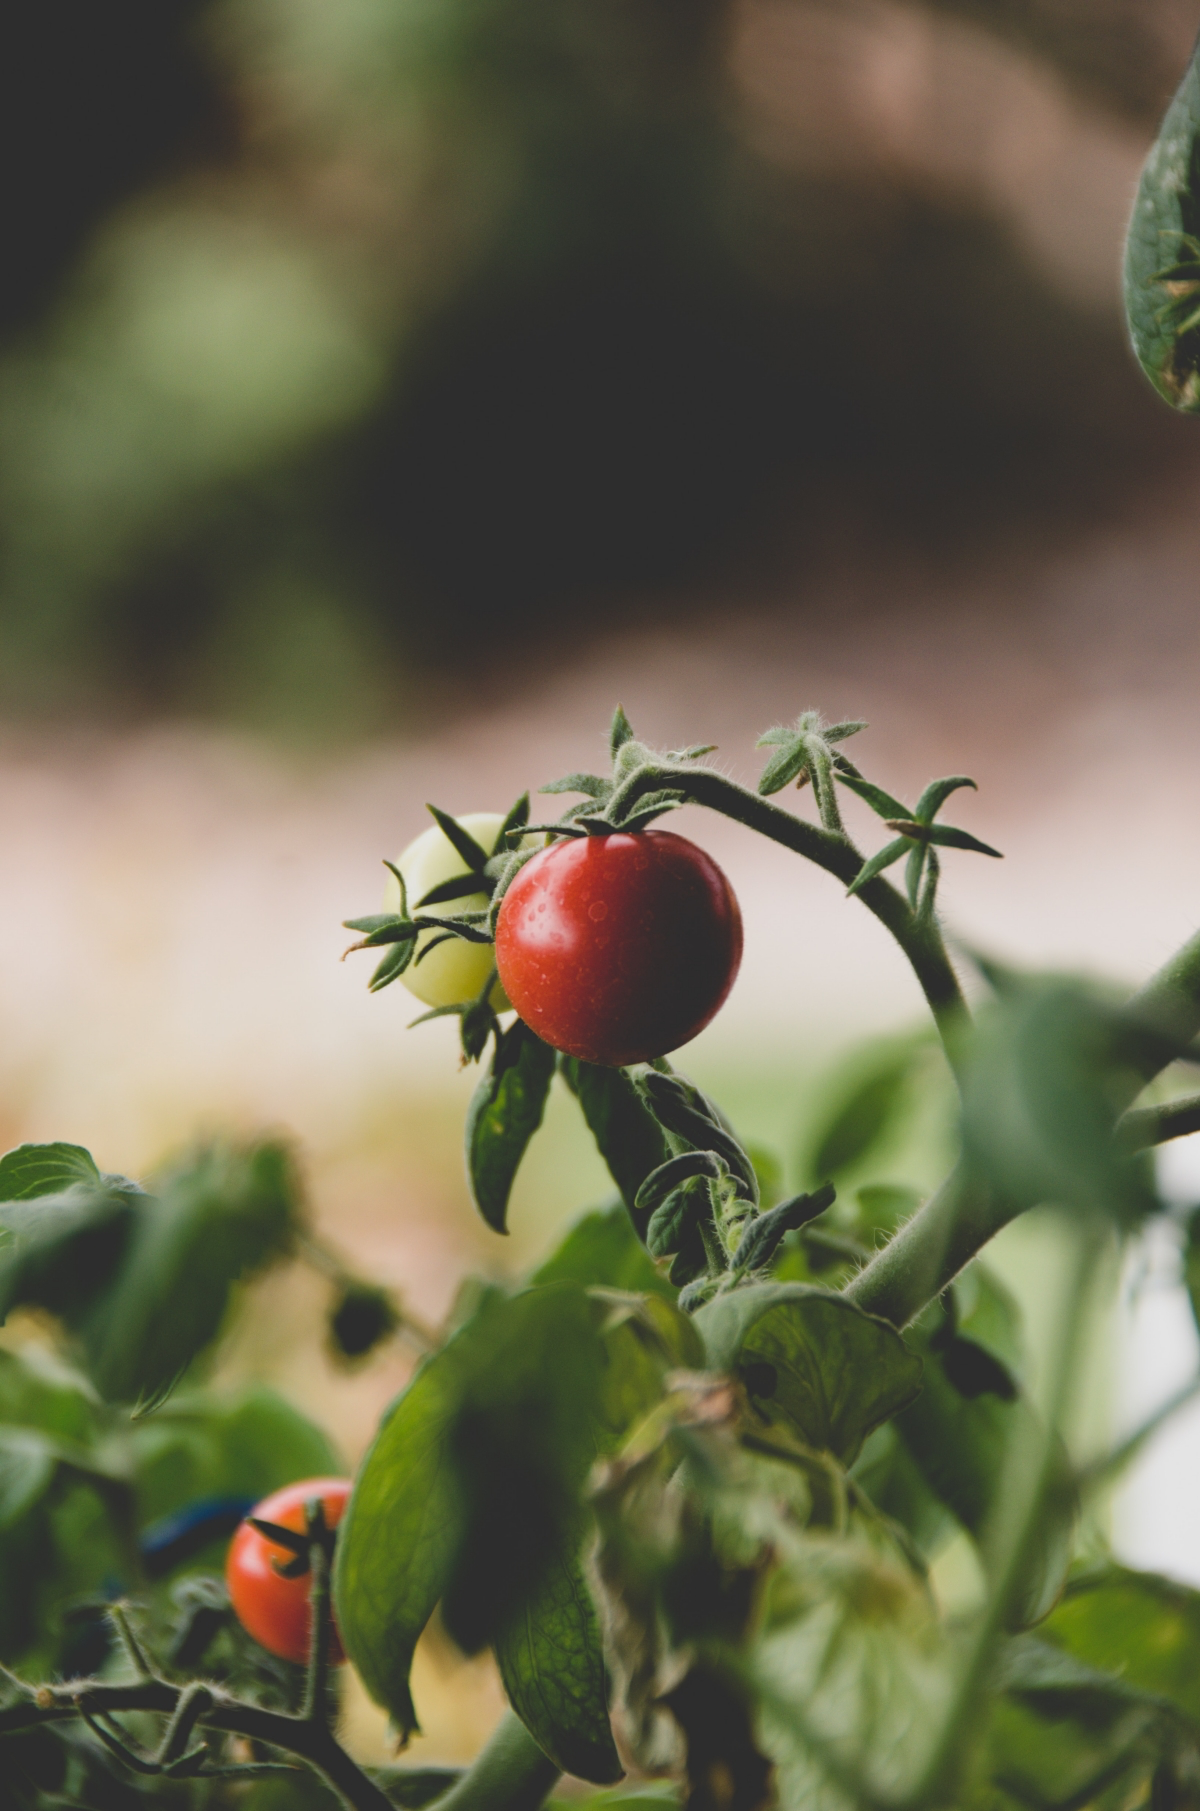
(412, 913, 493, 945)
(344, 914, 417, 948)
(1125, 37, 1200, 410)
(415, 872, 494, 909)
(845, 836, 911, 896)
(913, 774, 976, 820)
(540, 774, 611, 799)
(757, 742, 811, 796)
(412, 931, 458, 966)
(465, 1021, 557, 1233)
(904, 843, 927, 910)
(532, 1202, 675, 1300)
(424, 805, 490, 873)
(886, 820, 1002, 858)
(835, 772, 910, 821)
(498, 792, 531, 844)
(609, 706, 635, 757)
(369, 938, 416, 992)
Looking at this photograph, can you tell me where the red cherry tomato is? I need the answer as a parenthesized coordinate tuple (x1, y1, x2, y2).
(226, 1477, 351, 1665)
(494, 829, 742, 1066)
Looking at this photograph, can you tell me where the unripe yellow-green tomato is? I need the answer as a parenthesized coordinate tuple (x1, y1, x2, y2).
(384, 812, 511, 1010)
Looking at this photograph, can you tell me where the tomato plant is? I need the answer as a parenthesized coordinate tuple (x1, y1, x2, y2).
(493, 828, 742, 1065)
(226, 1478, 351, 1665)
(6, 33, 1200, 1799)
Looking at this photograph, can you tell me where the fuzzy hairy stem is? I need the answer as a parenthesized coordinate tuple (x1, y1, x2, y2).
(0, 1680, 394, 1811)
(618, 762, 970, 1066)
(848, 923, 1200, 1329)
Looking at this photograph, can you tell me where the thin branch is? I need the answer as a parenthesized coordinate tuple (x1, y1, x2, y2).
(613, 760, 971, 1071)
(1117, 1092, 1200, 1152)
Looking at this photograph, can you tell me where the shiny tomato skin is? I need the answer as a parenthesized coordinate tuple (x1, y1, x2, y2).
(226, 1477, 351, 1665)
(494, 830, 742, 1066)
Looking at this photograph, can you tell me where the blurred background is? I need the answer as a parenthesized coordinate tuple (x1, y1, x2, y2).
(6, 0, 1200, 1769)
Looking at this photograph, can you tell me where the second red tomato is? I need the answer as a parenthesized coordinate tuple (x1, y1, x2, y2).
(494, 830, 742, 1066)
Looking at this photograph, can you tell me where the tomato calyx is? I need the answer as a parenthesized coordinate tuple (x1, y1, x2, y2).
(247, 1495, 337, 1581)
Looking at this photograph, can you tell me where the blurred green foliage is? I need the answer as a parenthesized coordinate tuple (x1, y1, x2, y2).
(0, 0, 1193, 729)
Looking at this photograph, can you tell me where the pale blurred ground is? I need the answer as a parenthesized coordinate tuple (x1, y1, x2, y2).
(6, 473, 1200, 1755)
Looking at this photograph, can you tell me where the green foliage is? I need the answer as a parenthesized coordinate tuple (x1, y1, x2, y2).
(531, 1204, 674, 1300)
(0, 1139, 302, 1410)
(1125, 33, 1200, 411)
(558, 1057, 671, 1229)
(465, 1021, 557, 1232)
(695, 1284, 922, 1465)
(960, 973, 1160, 1226)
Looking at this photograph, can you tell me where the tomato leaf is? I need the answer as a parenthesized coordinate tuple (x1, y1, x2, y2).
(495, 1550, 623, 1782)
(1041, 1566, 1200, 1726)
(531, 1203, 675, 1300)
(465, 1020, 557, 1234)
(1125, 38, 1200, 411)
(336, 1286, 611, 1751)
(695, 1283, 922, 1465)
(804, 1040, 922, 1182)
(76, 1141, 301, 1409)
(730, 1185, 835, 1274)
(635, 1151, 723, 1214)
(0, 1143, 101, 1202)
(636, 1073, 758, 1206)
(559, 1058, 671, 1234)
(896, 1306, 1074, 1629)
(960, 976, 1158, 1226)
(539, 773, 611, 799)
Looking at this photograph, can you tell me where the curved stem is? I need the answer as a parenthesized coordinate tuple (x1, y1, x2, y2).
(426, 1712, 560, 1811)
(0, 1681, 394, 1811)
(617, 763, 970, 1069)
(842, 1166, 1012, 1328)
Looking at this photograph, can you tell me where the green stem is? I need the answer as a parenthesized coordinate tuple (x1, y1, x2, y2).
(1123, 926, 1200, 1060)
(843, 1166, 1000, 1328)
(618, 762, 970, 1068)
(0, 1681, 394, 1811)
(901, 1219, 1100, 1807)
(1117, 1091, 1200, 1152)
(426, 1713, 560, 1811)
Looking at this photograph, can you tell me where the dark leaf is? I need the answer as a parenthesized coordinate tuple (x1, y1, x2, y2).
(646, 1184, 713, 1262)
(79, 1141, 301, 1408)
(805, 1044, 917, 1182)
(961, 976, 1158, 1225)
(731, 1186, 836, 1274)
(0, 1184, 136, 1326)
(559, 1059, 671, 1234)
(897, 1309, 1074, 1629)
(635, 1151, 724, 1214)
(695, 1283, 922, 1464)
(424, 804, 490, 873)
(495, 1552, 622, 1782)
(334, 1286, 611, 1752)
(1125, 39, 1200, 411)
(465, 1021, 557, 1234)
(636, 1072, 758, 1206)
